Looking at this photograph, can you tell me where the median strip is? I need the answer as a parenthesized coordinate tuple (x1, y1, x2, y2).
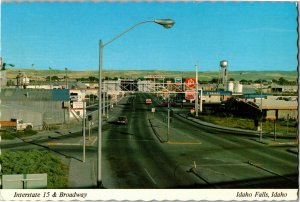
(167, 141, 201, 145)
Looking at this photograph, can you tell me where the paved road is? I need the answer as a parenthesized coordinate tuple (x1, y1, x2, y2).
(102, 94, 203, 188)
(101, 93, 298, 188)
(3, 93, 298, 188)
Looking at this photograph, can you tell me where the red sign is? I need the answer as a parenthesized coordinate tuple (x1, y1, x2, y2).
(185, 90, 195, 100)
(185, 78, 196, 88)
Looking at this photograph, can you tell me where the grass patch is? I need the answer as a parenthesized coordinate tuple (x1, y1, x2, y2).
(0, 150, 68, 188)
(0, 129, 38, 140)
(197, 114, 298, 134)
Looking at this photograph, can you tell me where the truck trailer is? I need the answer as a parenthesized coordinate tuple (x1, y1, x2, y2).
(0, 119, 33, 131)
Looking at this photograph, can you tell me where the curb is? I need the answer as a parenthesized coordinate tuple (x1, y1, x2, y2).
(252, 138, 298, 147)
(148, 119, 166, 143)
(177, 113, 262, 136)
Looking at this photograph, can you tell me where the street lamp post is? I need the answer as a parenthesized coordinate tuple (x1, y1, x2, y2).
(97, 19, 175, 188)
(49, 67, 52, 90)
(83, 101, 86, 163)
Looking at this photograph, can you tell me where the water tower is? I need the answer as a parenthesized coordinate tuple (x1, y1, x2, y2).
(220, 60, 228, 87)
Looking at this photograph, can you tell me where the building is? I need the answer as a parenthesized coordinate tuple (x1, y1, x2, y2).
(16, 71, 30, 88)
(201, 91, 232, 103)
(271, 85, 298, 93)
(0, 88, 70, 130)
(0, 69, 7, 87)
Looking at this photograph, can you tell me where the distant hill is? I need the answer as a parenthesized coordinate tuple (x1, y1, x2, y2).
(4, 68, 298, 82)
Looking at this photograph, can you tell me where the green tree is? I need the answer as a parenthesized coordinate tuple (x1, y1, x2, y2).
(88, 76, 98, 82)
(210, 78, 219, 84)
(51, 76, 59, 81)
(278, 77, 289, 85)
(239, 79, 248, 84)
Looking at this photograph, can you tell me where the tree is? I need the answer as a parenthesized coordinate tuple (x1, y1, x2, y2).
(229, 78, 235, 81)
(51, 76, 59, 81)
(278, 77, 289, 85)
(239, 79, 248, 84)
(210, 78, 219, 84)
(272, 79, 278, 84)
(88, 76, 98, 82)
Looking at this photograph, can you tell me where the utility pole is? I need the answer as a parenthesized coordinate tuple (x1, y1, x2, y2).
(200, 88, 203, 112)
(167, 96, 170, 142)
(106, 91, 109, 119)
(49, 67, 52, 90)
(195, 64, 199, 117)
(260, 79, 263, 141)
(65, 67, 68, 89)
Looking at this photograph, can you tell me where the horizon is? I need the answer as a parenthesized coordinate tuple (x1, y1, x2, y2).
(5, 67, 298, 73)
(2, 2, 298, 72)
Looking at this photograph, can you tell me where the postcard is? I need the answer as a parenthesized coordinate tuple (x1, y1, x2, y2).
(0, 0, 298, 201)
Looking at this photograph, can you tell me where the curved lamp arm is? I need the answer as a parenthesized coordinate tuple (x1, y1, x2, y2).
(103, 19, 175, 47)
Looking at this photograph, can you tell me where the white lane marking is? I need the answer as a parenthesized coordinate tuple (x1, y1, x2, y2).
(144, 168, 157, 185)
(89, 136, 97, 146)
(46, 142, 81, 146)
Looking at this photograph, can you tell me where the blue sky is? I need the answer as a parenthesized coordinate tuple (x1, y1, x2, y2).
(1, 2, 298, 71)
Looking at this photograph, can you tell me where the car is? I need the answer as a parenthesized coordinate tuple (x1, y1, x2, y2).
(146, 99, 152, 104)
(117, 116, 128, 124)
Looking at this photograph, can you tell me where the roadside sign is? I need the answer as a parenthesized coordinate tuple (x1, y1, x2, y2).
(151, 108, 155, 113)
(175, 77, 182, 85)
(2, 174, 47, 189)
(185, 90, 195, 100)
(185, 78, 196, 88)
(71, 101, 84, 109)
(144, 75, 165, 79)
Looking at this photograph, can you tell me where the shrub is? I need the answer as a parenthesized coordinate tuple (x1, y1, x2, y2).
(0, 150, 68, 188)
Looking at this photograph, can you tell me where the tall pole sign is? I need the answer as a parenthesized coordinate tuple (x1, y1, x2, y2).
(175, 77, 182, 85)
(185, 78, 196, 88)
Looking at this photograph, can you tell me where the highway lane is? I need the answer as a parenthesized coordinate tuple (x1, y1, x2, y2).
(103, 93, 298, 188)
(3, 93, 297, 188)
(151, 96, 298, 188)
(102, 94, 203, 188)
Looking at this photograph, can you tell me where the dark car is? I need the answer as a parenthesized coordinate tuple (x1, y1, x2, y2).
(117, 116, 128, 124)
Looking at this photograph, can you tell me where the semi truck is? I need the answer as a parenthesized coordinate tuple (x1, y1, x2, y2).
(0, 119, 33, 131)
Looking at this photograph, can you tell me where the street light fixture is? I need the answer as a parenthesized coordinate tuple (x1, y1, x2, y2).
(97, 19, 175, 188)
